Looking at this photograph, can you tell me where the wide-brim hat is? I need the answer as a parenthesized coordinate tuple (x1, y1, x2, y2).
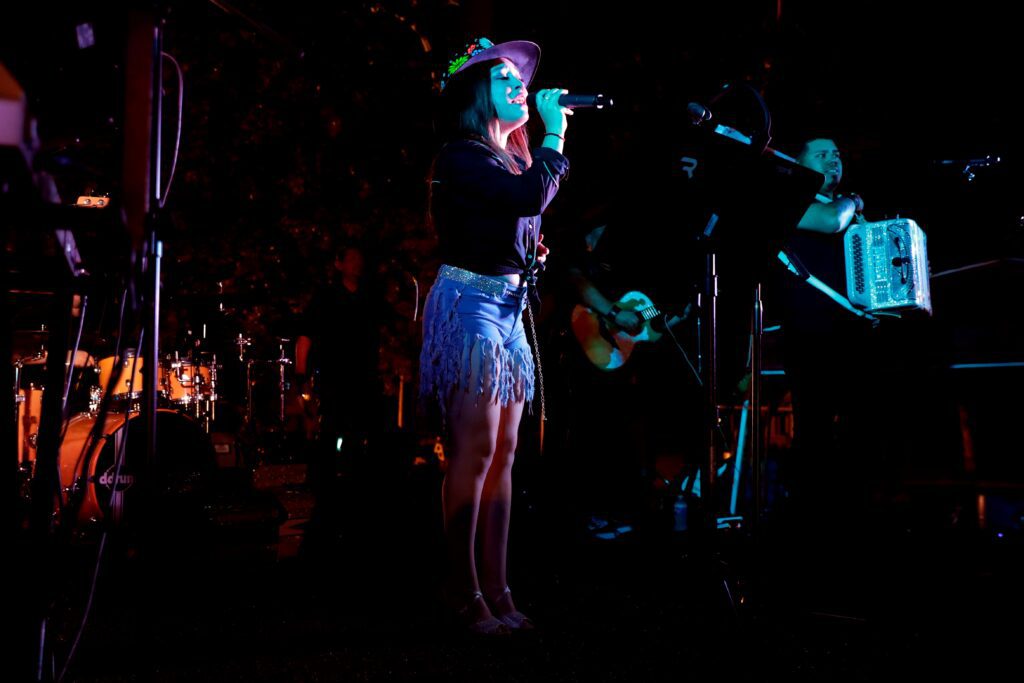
(441, 37, 540, 91)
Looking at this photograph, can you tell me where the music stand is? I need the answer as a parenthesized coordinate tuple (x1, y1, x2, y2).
(674, 121, 822, 548)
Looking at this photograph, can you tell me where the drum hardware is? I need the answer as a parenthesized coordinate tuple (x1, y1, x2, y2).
(208, 353, 218, 402)
(275, 339, 293, 425)
(13, 357, 26, 424)
(198, 352, 218, 430)
(233, 334, 252, 362)
(245, 361, 256, 427)
(88, 385, 103, 415)
(244, 339, 293, 426)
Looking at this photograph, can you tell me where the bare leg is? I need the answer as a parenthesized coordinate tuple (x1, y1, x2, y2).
(479, 399, 531, 623)
(442, 387, 501, 623)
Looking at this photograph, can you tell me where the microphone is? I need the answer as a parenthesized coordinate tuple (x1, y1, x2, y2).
(936, 155, 1001, 167)
(526, 93, 613, 109)
(934, 155, 1001, 183)
(687, 102, 713, 125)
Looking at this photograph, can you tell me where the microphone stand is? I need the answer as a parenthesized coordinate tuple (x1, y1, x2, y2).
(678, 96, 821, 622)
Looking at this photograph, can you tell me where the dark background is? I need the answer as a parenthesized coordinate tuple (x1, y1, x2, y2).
(5, 4, 1023, 680)
(5, 1, 1021, 269)
(3, 0, 1021, 467)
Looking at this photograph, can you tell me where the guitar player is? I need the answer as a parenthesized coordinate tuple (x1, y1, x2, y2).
(546, 205, 703, 538)
(567, 222, 645, 336)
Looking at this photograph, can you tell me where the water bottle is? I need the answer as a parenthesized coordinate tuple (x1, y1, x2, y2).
(673, 496, 688, 532)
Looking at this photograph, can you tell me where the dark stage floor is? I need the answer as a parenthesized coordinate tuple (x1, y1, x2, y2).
(20, 450, 1023, 683)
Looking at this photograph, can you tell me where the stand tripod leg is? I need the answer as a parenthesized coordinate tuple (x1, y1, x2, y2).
(751, 283, 763, 532)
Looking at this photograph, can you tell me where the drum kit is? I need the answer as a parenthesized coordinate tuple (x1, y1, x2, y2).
(13, 324, 304, 525)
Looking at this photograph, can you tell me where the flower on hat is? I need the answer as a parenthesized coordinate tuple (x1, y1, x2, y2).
(441, 37, 495, 90)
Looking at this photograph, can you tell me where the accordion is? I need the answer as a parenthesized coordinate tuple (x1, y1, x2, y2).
(844, 218, 932, 315)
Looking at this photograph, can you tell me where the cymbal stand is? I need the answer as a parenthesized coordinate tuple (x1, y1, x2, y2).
(276, 339, 292, 424)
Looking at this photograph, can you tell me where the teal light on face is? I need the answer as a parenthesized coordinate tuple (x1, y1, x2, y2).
(336, 437, 344, 453)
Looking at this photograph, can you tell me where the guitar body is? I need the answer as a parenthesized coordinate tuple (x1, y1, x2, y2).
(571, 291, 665, 371)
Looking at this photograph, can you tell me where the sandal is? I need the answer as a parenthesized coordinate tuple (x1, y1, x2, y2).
(453, 591, 511, 637)
(487, 586, 536, 631)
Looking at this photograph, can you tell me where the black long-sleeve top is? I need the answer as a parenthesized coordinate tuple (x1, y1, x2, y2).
(430, 137, 570, 276)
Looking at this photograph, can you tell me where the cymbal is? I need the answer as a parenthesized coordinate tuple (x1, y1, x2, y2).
(13, 349, 97, 368)
(13, 323, 101, 347)
(13, 328, 110, 348)
(12, 351, 47, 365)
(13, 328, 49, 340)
(12, 329, 48, 359)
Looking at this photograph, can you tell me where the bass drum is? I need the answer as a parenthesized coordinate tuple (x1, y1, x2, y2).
(60, 409, 216, 525)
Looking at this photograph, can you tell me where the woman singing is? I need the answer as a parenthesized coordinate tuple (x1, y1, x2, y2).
(420, 37, 571, 635)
